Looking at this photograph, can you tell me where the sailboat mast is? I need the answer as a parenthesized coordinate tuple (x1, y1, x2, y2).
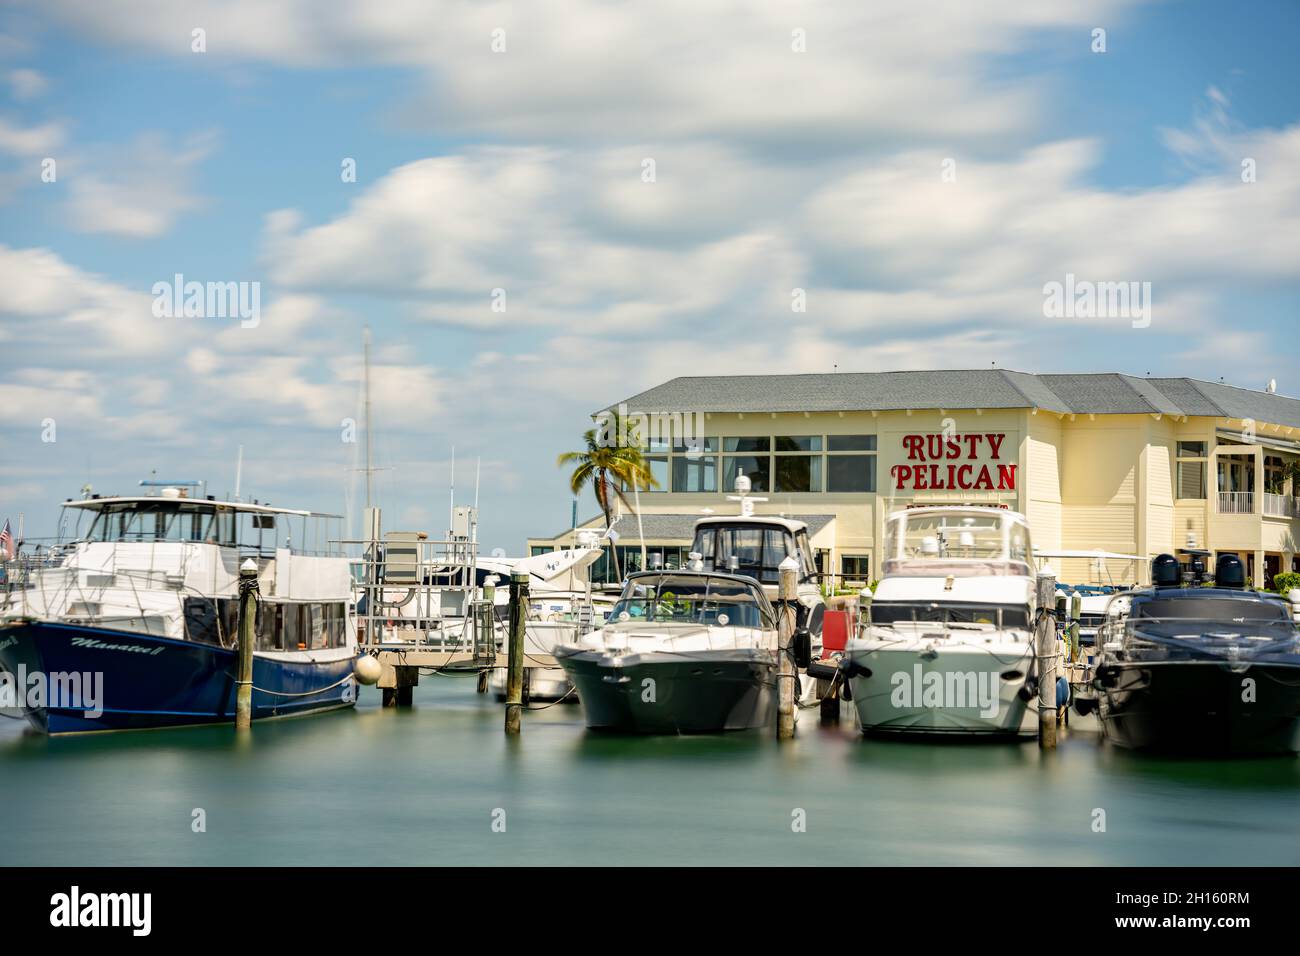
(364, 325, 373, 510)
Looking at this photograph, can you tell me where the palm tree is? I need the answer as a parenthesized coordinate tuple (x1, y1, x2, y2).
(558, 413, 658, 579)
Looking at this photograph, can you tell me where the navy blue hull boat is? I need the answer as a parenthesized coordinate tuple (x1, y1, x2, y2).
(0, 621, 356, 734)
(0, 489, 359, 735)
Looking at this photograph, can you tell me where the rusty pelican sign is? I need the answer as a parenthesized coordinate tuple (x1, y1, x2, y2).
(890, 433, 1017, 492)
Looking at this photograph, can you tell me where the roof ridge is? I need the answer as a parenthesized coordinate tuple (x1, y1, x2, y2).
(996, 369, 1065, 410)
(1178, 375, 1300, 405)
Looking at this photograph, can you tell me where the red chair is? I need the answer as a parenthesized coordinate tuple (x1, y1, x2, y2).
(822, 609, 851, 653)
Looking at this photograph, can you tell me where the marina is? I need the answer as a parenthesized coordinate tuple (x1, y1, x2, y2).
(2, 676, 1299, 867)
(2, 1, 1298, 909)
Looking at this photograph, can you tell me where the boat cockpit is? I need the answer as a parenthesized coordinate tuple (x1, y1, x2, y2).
(882, 507, 1032, 578)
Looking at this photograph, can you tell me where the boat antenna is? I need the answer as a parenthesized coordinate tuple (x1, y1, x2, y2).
(474, 455, 481, 511)
(234, 444, 244, 502)
(449, 445, 456, 532)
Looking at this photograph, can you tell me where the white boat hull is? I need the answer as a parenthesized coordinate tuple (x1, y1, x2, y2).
(846, 638, 1035, 736)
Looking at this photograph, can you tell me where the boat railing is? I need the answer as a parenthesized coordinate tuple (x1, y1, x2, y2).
(1100, 614, 1300, 656)
(0, 549, 226, 641)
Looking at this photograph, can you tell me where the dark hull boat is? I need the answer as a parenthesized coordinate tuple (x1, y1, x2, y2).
(1094, 553, 1300, 756)
(0, 620, 356, 735)
(556, 648, 774, 734)
(554, 570, 782, 735)
(1096, 659, 1300, 755)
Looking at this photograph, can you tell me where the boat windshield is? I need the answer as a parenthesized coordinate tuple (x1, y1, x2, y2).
(869, 601, 1030, 629)
(609, 575, 774, 628)
(1134, 597, 1290, 622)
(65, 502, 342, 556)
(691, 524, 810, 584)
(883, 511, 1031, 576)
(1127, 596, 1296, 644)
(80, 502, 232, 544)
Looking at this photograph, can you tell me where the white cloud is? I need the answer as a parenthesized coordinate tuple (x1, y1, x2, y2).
(0, 116, 63, 156)
(7, 68, 47, 100)
(30, 0, 1145, 145)
(64, 131, 213, 238)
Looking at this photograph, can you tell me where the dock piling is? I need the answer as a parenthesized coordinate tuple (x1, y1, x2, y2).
(1036, 571, 1057, 750)
(235, 559, 259, 731)
(504, 570, 528, 735)
(777, 557, 798, 740)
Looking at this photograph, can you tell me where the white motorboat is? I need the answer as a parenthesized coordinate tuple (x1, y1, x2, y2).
(554, 570, 779, 733)
(0, 486, 359, 734)
(843, 506, 1045, 737)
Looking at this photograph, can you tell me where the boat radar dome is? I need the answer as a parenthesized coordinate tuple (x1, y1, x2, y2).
(1214, 553, 1247, 589)
(1150, 553, 1180, 588)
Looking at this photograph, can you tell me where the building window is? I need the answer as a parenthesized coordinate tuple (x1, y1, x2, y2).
(774, 456, 821, 492)
(840, 555, 870, 581)
(773, 436, 822, 492)
(1265, 455, 1285, 495)
(828, 435, 877, 452)
(644, 455, 669, 492)
(1175, 441, 1207, 500)
(826, 435, 877, 492)
(724, 436, 771, 453)
(673, 455, 717, 492)
(722, 454, 770, 492)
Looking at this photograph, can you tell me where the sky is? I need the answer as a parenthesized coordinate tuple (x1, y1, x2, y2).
(1, 0, 1298, 550)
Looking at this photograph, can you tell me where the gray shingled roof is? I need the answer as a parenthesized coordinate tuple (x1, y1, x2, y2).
(547, 512, 836, 542)
(601, 370, 1300, 428)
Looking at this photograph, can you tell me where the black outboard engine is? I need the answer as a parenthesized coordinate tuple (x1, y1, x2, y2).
(1151, 553, 1181, 588)
(1215, 553, 1246, 589)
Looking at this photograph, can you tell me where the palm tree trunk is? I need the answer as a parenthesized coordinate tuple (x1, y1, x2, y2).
(598, 470, 621, 581)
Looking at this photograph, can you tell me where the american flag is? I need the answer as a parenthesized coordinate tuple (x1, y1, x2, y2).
(0, 519, 13, 561)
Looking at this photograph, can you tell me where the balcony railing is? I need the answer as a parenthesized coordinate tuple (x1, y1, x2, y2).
(1263, 493, 1297, 518)
(1217, 491, 1254, 514)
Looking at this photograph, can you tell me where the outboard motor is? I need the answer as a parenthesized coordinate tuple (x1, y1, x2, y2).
(1215, 553, 1246, 589)
(1151, 553, 1181, 588)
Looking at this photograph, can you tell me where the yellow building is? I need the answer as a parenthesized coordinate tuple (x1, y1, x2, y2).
(531, 371, 1300, 590)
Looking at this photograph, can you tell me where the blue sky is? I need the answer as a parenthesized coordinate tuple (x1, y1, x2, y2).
(2, 0, 1298, 549)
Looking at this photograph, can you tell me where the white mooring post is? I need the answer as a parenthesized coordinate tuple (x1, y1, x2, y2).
(1036, 571, 1058, 749)
(777, 556, 799, 740)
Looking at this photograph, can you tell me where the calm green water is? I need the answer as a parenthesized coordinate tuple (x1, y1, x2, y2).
(2, 680, 1298, 866)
